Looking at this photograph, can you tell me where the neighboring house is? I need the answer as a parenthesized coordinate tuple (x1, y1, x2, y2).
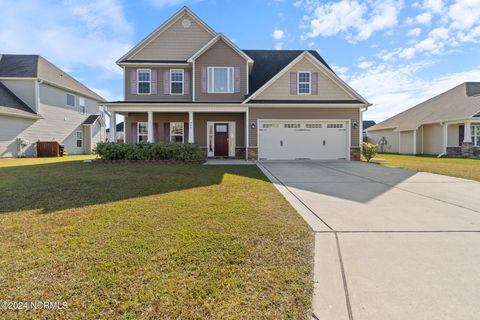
(367, 83, 480, 158)
(362, 120, 376, 142)
(0, 54, 106, 157)
(106, 121, 125, 142)
(105, 7, 370, 160)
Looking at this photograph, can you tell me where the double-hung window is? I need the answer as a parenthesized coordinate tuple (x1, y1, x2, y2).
(170, 122, 184, 143)
(67, 93, 75, 107)
(472, 125, 480, 146)
(137, 122, 148, 143)
(298, 71, 311, 95)
(79, 97, 86, 114)
(208, 67, 234, 93)
(76, 131, 83, 147)
(170, 69, 184, 95)
(137, 69, 151, 94)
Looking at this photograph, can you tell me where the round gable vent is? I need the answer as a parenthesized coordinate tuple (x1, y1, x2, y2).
(182, 19, 191, 28)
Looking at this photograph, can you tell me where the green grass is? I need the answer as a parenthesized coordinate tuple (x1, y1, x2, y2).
(0, 157, 313, 319)
(372, 154, 480, 181)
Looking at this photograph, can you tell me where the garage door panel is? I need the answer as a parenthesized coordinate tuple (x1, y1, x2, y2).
(259, 120, 348, 160)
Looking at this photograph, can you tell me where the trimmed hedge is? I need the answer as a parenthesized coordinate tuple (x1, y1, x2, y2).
(94, 142, 203, 161)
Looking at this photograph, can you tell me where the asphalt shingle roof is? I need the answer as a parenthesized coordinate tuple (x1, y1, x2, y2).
(242, 50, 334, 95)
(0, 54, 38, 77)
(83, 114, 100, 125)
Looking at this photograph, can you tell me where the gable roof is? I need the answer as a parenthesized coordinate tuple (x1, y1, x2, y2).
(367, 82, 480, 132)
(0, 54, 105, 102)
(106, 121, 124, 132)
(243, 50, 333, 95)
(117, 7, 216, 64)
(188, 34, 253, 63)
(82, 114, 100, 125)
(0, 81, 40, 118)
(244, 50, 369, 104)
(362, 120, 376, 130)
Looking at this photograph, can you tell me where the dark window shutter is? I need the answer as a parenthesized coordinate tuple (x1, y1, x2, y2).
(459, 125, 464, 146)
(290, 72, 297, 95)
(130, 69, 137, 95)
(184, 122, 189, 143)
(164, 123, 170, 143)
(131, 122, 137, 144)
(163, 70, 170, 95)
(311, 72, 318, 95)
(201, 67, 208, 93)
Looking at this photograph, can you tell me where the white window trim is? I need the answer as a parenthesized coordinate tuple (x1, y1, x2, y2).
(473, 125, 480, 146)
(76, 130, 83, 148)
(79, 97, 86, 114)
(137, 121, 148, 143)
(170, 122, 184, 143)
(170, 69, 184, 95)
(207, 66, 234, 94)
(137, 69, 151, 95)
(66, 93, 76, 107)
(297, 71, 311, 95)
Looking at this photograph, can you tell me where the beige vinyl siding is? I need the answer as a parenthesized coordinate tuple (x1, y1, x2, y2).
(399, 130, 415, 154)
(130, 13, 214, 61)
(125, 67, 193, 101)
(124, 112, 245, 147)
(448, 124, 460, 147)
(0, 115, 37, 157)
(422, 123, 443, 155)
(255, 57, 353, 101)
(40, 83, 99, 115)
(416, 127, 423, 154)
(367, 129, 399, 153)
(1, 79, 37, 111)
(248, 107, 360, 148)
(195, 39, 247, 102)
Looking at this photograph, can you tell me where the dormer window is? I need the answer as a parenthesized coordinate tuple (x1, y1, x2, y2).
(298, 71, 311, 95)
(170, 69, 184, 95)
(208, 67, 234, 93)
(137, 69, 151, 95)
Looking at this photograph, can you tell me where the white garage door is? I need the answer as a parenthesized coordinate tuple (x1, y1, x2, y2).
(258, 120, 349, 160)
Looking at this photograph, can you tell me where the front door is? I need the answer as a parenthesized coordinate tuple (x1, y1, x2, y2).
(214, 123, 229, 156)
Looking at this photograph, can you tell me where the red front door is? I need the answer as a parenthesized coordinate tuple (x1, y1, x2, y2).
(214, 123, 229, 156)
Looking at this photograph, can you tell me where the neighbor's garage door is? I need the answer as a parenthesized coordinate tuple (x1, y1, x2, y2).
(258, 120, 349, 160)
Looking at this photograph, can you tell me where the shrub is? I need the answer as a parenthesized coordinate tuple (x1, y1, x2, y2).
(361, 142, 378, 162)
(94, 142, 203, 161)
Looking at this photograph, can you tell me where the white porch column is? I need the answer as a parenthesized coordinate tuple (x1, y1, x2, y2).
(442, 122, 448, 154)
(147, 111, 154, 143)
(188, 111, 194, 143)
(464, 121, 472, 143)
(109, 111, 116, 142)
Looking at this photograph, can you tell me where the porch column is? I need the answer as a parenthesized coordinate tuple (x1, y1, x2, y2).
(442, 122, 448, 154)
(188, 111, 194, 143)
(147, 111, 154, 143)
(464, 121, 472, 143)
(109, 111, 116, 142)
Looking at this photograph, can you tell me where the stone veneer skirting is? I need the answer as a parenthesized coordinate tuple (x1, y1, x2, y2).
(447, 143, 480, 159)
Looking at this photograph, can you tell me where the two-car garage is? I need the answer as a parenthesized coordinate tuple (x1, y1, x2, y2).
(257, 120, 350, 160)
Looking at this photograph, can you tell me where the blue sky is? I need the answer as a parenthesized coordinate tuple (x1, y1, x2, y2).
(1, 0, 480, 122)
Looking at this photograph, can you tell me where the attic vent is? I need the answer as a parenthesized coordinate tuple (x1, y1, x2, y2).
(182, 19, 191, 28)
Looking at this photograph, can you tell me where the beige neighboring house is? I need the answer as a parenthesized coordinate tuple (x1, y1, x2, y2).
(0, 54, 106, 157)
(105, 7, 370, 160)
(366, 82, 480, 158)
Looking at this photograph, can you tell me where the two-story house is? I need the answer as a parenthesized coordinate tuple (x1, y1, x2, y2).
(0, 54, 106, 157)
(105, 7, 370, 160)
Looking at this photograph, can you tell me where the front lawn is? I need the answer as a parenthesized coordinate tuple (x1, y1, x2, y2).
(372, 154, 480, 181)
(0, 156, 313, 319)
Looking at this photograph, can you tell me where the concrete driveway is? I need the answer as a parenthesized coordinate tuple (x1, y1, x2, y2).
(256, 160, 480, 320)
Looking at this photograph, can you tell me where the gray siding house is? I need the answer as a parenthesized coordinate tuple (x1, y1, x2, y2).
(0, 54, 106, 157)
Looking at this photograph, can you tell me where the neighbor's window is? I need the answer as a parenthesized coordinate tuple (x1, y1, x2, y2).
(472, 125, 480, 146)
(137, 69, 151, 94)
(137, 122, 148, 143)
(67, 93, 75, 107)
(79, 97, 86, 114)
(170, 69, 184, 95)
(298, 71, 311, 95)
(170, 122, 184, 143)
(208, 67, 233, 93)
(76, 131, 83, 147)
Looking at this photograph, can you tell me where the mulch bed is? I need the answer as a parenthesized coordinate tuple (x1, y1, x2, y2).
(92, 159, 205, 165)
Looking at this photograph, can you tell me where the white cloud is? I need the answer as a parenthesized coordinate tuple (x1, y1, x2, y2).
(272, 29, 285, 40)
(358, 61, 374, 69)
(0, 0, 133, 75)
(423, 0, 445, 13)
(415, 12, 432, 24)
(408, 27, 422, 37)
(301, 0, 403, 41)
(449, 0, 480, 30)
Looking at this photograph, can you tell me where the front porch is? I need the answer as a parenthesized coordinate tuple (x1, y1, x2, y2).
(443, 121, 480, 158)
(108, 109, 247, 159)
